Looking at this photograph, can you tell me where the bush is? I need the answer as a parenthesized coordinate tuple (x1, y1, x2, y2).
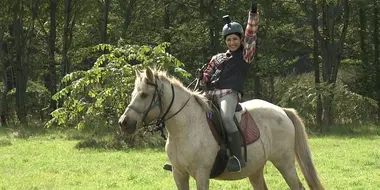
(46, 42, 190, 148)
(275, 73, 378, 125)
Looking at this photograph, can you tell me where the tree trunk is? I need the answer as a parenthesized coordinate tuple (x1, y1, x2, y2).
(0, 74, 8, 126)
(100, 0, 111, 43)
(322, 95, 333, 132)
(121, 0, 136, 38)
(48, 0, 58, 111)
(0, 28, 7, 126)
(199, 0, 209, 67)
(359, 2, 369, 89)
(252, 62, 261, 99)
(199, 0, 205, 18)
(318, 0, 349, 131)
(311, 0, 322, 127)
(314, 42, 323, 127)
(208, 0, 220, 54)
(62, 0, 72, 80)
(373, 3, 380, 123)
(269, 75, 275, 103)
(163, 1, 171, 44)
(12, 0, 28, 124)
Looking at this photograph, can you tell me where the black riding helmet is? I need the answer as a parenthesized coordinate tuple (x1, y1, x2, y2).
(222, 15, 244, 39)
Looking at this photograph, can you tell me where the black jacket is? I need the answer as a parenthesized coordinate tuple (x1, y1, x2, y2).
(210, 47, 250, 94)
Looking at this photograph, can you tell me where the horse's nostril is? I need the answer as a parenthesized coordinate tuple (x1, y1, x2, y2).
(118, 115, 137, 134)
(125, 120, 137, 134)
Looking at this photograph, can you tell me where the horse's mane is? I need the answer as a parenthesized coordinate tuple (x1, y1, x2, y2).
(143, 68, 211, 112)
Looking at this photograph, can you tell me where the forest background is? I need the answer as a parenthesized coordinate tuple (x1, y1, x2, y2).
(0, 0, 379, 144)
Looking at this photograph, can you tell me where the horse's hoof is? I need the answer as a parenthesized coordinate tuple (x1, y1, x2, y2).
(163, 164, 172, 171)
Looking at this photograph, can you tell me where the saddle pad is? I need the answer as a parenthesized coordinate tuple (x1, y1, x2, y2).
(240, 112, 260, 145)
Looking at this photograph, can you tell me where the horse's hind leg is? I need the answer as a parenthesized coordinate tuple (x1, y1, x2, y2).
(173, 167, 190, 190)
(248, 166, 268, 190)
(271, 158, 305, 190)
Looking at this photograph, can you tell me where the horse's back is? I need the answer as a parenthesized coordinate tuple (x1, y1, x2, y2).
(242, 99, 296, 159)
(242, 99, 292, 122)
(242, 99, 284, 113)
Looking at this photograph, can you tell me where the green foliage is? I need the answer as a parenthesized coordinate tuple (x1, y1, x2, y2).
(1, 0, 379, 128)
(46, 43, 189, 133)
(277, 73, 378, 125)
(4, 81, 51, 121)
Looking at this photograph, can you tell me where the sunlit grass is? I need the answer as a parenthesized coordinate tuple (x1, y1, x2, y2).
(0, 125, 379, 189)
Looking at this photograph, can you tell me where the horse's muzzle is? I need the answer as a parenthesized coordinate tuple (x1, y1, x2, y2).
(118, 116, 137, 134)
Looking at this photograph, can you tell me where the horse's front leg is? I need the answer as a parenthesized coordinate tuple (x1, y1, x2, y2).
(173, 167, 190, 190)
(194, 169, 210, 190)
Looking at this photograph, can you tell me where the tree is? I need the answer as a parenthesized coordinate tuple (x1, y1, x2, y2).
(207, 0, 221, 54)
(12, 0, 28, 123)
(61, 0, 78, 83)
(298, 0, 350, 131)
(0, 27, 7, 126)
(373, 2, 380, 123)
(348, 0, 380, 123)
(100, 0, 111, 43)
(0, 0, 377, 127)
(47, 43, 189, 131)
(120, 0, 136, 39)
(47, 0, 58, 111)
(311, 0, 323, 126)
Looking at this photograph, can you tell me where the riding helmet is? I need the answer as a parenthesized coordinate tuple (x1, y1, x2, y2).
(222, 15, 244, 39)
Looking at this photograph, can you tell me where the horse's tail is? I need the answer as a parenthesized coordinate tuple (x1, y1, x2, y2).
(283, 108, 324, 190)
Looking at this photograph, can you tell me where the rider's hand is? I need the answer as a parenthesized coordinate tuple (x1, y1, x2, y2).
(196, 68, 203, 80)
(251, 0, 257, 13)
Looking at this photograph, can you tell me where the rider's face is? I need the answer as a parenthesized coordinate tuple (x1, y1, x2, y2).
(225, 34, 242, 52)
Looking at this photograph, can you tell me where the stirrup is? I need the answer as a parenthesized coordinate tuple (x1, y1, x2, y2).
(226, 155, 242, 173)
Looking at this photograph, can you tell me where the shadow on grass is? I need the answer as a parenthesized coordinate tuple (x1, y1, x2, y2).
(0, 121, 88, 140)
(306, 124, 380, 139)
(0, 121, 165, 150)
(1, 121, 378, 150)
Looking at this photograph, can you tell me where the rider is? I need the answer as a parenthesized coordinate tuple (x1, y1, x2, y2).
(201, 0, 259, 173)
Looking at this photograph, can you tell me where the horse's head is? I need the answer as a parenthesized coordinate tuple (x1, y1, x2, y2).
(118, 67, 162, 134)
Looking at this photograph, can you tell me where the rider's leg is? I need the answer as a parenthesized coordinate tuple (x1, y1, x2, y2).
(217, 91, 245, 172)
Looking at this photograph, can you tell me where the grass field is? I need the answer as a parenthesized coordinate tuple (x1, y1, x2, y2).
(0, 125, 380, 190)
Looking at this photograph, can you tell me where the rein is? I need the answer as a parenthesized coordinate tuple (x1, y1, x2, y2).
(129, 80, 192, 140)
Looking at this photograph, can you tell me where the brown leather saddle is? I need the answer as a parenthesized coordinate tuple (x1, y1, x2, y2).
(163, 99, 260, 179)
(206, 99, 260, 178)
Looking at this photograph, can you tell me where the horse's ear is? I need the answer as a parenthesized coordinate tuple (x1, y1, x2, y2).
(145, 67, 154, 82)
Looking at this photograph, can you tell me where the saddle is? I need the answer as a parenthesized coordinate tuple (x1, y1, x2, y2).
(162, 99, 260, 178)
(206, 99, 260, 178)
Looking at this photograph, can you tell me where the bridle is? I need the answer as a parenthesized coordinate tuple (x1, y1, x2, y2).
(127, 79, 192, 139)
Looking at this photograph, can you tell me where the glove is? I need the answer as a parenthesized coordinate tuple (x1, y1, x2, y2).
(251, 0, 257, 13)
(196, 68, 203, 80)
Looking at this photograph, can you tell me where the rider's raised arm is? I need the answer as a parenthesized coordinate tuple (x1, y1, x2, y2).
(243, 11, 259, 64)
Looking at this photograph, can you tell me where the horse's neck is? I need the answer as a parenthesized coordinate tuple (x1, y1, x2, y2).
(161, 83, 205, 139)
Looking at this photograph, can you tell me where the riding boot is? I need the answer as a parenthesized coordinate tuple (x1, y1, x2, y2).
(226, 131, 245, 172)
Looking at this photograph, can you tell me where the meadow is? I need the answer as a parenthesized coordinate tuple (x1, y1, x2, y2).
(0, 125, 380, 190)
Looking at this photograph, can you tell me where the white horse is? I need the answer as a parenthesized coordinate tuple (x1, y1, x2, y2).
(118, 67, 324, 190)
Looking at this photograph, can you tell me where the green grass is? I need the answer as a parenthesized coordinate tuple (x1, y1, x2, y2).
(0, 125, 380, 189)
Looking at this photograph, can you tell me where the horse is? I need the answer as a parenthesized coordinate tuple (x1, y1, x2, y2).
(118, 67, 324, 190)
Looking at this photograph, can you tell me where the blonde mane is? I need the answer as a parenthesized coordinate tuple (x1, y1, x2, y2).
(139, 68, 211, 112)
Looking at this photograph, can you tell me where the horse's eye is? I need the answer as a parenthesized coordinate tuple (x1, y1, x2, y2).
(140, 93, 148, 99)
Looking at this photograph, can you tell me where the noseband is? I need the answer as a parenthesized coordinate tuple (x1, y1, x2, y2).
(127, 80, 192, 139)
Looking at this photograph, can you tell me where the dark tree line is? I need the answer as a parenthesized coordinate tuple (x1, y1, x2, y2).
(0, 0, 379, 130)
